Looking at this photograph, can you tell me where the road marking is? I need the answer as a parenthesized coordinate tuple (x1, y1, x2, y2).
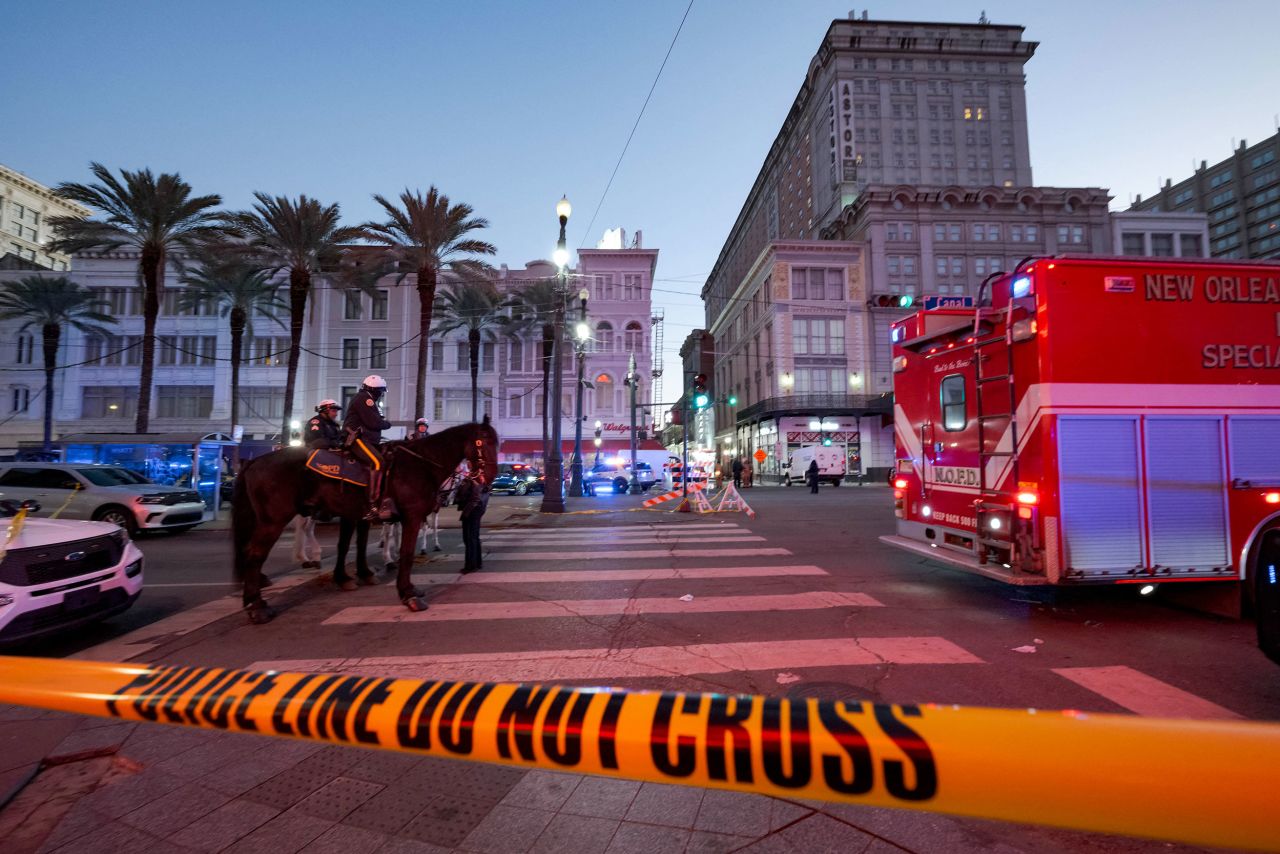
(144, 582, 241, 588)
(1052, 666, 1242, 720)
(251, 636, 982, 682)
(478, 534, 766, 546)
(487, 523, 742, 535)
(484, 547, 791, 561)
(425, 565, 830, 584)
(322, 590, 882, 625)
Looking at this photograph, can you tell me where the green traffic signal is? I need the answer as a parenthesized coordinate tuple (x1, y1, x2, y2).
(727, 394, 738, 406)
(822, 436, 833, 446)
(898, 294, 914, 308)
(693, 393, 710, 409)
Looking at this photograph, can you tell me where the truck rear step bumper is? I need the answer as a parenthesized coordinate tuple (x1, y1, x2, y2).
(878, 535, 1049, 586)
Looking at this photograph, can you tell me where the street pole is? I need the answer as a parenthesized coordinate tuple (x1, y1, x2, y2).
(569, 292, 587, 497)
(681, 385, 689, 498)
(628, 353, 641, 494)
(540, 196, 571, 514)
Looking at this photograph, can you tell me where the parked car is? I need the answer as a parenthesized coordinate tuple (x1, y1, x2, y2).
(0, 499, 145, 645)
(583, 461, 658, 494)
(491, 463, 544, 495)
(0, 464, 207, 536)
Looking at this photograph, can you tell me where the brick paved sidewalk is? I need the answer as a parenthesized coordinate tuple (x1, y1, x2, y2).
(0, 706, 1216, 854)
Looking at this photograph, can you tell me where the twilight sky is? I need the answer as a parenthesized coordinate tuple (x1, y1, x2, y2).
(6, 0, 1279, 392)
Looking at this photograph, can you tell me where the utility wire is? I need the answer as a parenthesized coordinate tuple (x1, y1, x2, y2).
(576, 0, 695, 247)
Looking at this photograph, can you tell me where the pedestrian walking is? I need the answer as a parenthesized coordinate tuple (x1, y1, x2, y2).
(456, 473, 490, 574)
(732, 456, 744, 488)
(807, 459, 820, 494)
(743, 459, 754, 488)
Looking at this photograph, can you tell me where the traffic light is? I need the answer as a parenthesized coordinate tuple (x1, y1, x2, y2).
(870, 294, 915, 308)
(692, 373, 709, 409)
(822, 436, 833, 446)
(727, 394, 738, 406)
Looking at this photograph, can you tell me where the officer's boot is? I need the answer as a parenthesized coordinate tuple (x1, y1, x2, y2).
(363, 469, 383, 522)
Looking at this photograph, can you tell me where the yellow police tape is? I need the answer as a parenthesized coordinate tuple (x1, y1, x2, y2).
(0, 656, 1277, 851)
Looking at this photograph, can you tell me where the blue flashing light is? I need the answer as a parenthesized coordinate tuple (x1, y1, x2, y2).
(1011, 276, 1032, 298)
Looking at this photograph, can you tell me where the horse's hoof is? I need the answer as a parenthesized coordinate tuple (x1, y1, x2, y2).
(358, 574, 379, 586)
(339, 579, 358, 592)
(433, 546, 442, 552)
(384, 562, 397, 573)
(260, 573, 274, 588)
(246, 602, 276, 624)
(303, 561, 320, 569)
(417, 549, 428, 556)
(402, 595, 428, 612)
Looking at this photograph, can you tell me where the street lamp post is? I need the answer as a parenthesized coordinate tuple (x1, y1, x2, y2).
(569, 289, 590, 497)
(627, 353, 642, 494)
(540, 195, 572, 514)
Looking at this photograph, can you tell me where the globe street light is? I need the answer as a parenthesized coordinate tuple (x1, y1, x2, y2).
(541, 196, 571, 513)
(569, 288, 590, 497)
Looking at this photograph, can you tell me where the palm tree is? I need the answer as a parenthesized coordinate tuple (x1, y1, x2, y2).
(224, 194, 365, 439)
(48, 163, 225, 433)
(361, 188, 496, 419)
(432, 281, 510, 422)
(0, 276, 116, 451)
(179, 248, 287, 435)
(509, 278, 563, 462)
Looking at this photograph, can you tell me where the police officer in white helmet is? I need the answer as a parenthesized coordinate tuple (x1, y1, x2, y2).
(343, 375, 394, 521)
(411, 417, 430, 440)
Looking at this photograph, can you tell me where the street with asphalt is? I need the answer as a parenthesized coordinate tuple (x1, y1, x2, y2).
(1, 484, 1277, 853)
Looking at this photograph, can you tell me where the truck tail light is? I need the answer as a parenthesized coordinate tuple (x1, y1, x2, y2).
(894, 478, 909, 489)
(1265, 492, 1280, 505)
(1012, 318, 1037, 342)
(1018, 506, 1034, 520)
(1016, 491, 1038, 505)
(892, 355, 908, 373)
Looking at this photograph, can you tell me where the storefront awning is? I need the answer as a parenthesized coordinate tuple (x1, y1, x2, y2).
(500, 438, 665, 456)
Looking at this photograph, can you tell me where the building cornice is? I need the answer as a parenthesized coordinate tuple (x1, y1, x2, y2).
(0, 165, 91, 216)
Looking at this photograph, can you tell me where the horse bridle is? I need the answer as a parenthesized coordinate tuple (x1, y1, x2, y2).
(395, 434, 492, 485)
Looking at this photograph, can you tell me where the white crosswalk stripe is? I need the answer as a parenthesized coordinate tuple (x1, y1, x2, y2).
(438, 565, 830, 584)
(322, 590, 884, 624)
(482, 546, 791, 561)
(252, 636, 981, 682)
(475, 533, 767, 546)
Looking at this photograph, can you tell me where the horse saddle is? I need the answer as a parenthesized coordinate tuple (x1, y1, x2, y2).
(305, 449, 370, 487)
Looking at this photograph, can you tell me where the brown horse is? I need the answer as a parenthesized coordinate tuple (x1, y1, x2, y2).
(232, 420, 499, 622)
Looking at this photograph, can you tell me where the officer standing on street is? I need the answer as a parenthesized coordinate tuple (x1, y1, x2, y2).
(306, 399, 343, 450)
(344, 375, 394, 521)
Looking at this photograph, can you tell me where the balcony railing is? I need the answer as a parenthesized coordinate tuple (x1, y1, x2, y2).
(734, 393, 892, 423)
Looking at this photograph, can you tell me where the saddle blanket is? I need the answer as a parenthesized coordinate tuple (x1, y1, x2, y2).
(305, 449, 370, 487)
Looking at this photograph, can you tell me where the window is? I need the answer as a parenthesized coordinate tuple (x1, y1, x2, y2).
(936, 257, 948, 276)
(481, 342, 495, 373)
(792, 368, 844, 393)
(791, 268, 807, 299)
(11, 387, 30, 413)
(1121, 233, 1145, 255)
(158, 335, 179, 365)
(509, 339, 523, 372)
(508, 393, 523, 418)
(371, 289, 389, 321)
(0, 468, 79, 490)
(1210, 189, 1235, 207)
(1173, 188, 1195, 206)
(1025, 224, 1039, 242)
(156, 386, 213, 419)
(369, 338, 388, 370)
(887, 256, 900, 275)
(987, 224, 1000, 241)
(596, 321, 614, 351)
(940, 375, 966, 431)
(1010, 224, 1022, 242)
(1250, 151, 1276, 170)
(342, 338, 360, 370)
(593, 374, 615, 413)
(902, 223, 915, 240)
(623, 274, 643, 300)
(341, 386, 359, 409)
(239, 387, 285, 421)
(624, 321, 643, 351)
(972, 223, 985, 241)
(16, 334, 33, 365)
(792, 318, 845, 356)
(82, 386, 138, 418)
(1180, 234, 1203, 257)
(1150, 233, 1174, 256)
(457, 342, 470, 371)
(178, 335, 215, 366)
(251, 337, 289, 367)
(343, 290, 363, 320)
(431, 341, 444, 371)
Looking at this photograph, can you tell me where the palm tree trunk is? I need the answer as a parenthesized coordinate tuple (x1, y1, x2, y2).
(469, 328, 481, 422)
(135, 248, 163, 433)
(41, 324, 60, 452)
(414, 265, 438, 420)
(229, 308, 245, 433)
(282, 267, 309, 441)
(541, 324, 552, 463)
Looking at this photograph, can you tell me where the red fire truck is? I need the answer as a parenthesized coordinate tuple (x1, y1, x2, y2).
(881, 256, 1280, 659)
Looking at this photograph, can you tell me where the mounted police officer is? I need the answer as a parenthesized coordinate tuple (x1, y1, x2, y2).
(343, 375, 393, 521)
(411, 417, 430, 440)
(306, 399, 343, 450)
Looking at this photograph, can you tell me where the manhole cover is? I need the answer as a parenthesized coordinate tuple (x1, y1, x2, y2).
(787, 681, 866, 702)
